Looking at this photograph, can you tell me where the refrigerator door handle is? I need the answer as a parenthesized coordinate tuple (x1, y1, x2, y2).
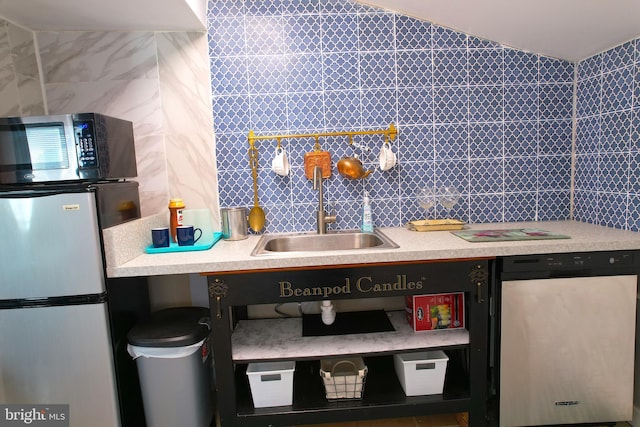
(0, 186, 91, 199)
(0, 293, 107, 309)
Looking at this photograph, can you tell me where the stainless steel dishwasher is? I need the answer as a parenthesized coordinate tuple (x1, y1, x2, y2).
(497, 251, 638, 427)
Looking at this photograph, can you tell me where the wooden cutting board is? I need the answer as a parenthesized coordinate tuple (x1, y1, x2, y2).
(304, 150, 332, 179)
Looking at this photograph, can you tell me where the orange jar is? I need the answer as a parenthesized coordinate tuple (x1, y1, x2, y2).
(168, 198, 185, 243)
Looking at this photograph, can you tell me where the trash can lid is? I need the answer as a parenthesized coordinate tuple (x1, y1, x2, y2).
(127, 307, 210, 348)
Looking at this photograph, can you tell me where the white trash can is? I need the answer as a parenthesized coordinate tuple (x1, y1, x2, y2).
(127, 307, 213, 427)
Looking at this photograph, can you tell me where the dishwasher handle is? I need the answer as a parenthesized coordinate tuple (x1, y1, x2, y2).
(501, 269, 594, 281)
(501, 251, 637, 277)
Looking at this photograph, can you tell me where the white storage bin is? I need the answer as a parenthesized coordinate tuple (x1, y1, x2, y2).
(393, 350, 448, 396)
(246, 361, 295, 408)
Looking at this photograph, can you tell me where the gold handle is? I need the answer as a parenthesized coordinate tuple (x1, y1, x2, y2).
(248, 142, 259, 206)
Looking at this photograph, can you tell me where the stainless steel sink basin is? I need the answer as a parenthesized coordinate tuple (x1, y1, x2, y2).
(251, 229, 399, 256)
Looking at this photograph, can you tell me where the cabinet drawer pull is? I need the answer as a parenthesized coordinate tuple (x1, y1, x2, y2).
(208, 278, 228, 319)
(469, 263, 488, 303)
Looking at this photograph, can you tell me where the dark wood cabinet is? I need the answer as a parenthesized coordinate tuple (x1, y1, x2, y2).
(206, 258, 492, 427)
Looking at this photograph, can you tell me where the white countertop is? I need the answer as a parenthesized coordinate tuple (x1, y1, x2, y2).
(104, 219, 640, 278)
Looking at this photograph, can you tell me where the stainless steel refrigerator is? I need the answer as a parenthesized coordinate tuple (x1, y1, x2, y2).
(0, 181, 148, 427)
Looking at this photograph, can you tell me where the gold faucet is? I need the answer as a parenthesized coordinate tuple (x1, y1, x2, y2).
(313, 166, 336, 234)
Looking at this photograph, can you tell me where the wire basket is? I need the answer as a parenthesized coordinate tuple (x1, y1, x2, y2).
(320, 357, 367, 400)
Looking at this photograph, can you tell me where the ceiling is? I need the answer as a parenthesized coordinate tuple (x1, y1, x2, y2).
(0, 0, 206, 32)
(359, 0, 640, 62)
(0, 0, 639, 62)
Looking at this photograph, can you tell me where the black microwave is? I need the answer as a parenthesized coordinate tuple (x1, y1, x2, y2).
(0, 112, 137, 184)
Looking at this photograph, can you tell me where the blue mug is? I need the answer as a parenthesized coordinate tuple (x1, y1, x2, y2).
(151, 227, 170, 248)
(176, 225, 202, 246)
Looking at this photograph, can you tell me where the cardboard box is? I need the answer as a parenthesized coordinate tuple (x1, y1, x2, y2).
(405, 293, 464, 331)
(394, 350, 448, 396)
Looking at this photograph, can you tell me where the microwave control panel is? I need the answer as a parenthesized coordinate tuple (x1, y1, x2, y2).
(74, 120, 98, 168)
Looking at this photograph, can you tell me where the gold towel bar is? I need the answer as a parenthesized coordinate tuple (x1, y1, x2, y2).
(247, 123, 397, 151)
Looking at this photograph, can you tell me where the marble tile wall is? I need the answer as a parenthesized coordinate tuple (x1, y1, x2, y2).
(574, 38, 640, 232)
(0, 18, 45, 117)
(34, 30, 218, 221)
(208, 0, 575, 234)
(157, 32, 220, 227)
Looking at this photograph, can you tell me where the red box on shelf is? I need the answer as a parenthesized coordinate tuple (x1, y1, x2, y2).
(405, 293, 465, 331)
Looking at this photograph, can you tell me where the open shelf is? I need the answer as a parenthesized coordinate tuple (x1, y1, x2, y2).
(234, 353, 470, 422)
(209, 259, 491, 426)
(231, 311, 469, 362)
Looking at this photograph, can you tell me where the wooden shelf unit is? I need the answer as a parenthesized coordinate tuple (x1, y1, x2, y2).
(207, 258, 492, 427)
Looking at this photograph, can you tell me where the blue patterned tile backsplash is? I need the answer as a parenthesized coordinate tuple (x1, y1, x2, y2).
(208, 0, 639, 233)
(574, 39, 640, 231)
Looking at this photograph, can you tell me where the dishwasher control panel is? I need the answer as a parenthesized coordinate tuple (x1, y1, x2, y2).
(502, 251, 637, 273)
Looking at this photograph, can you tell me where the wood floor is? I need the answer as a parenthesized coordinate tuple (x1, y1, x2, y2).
(294, 413, 633, 427)
(295, 413, 460, 427)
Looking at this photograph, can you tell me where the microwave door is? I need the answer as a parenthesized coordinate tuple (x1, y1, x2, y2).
(0, 117, 80, 183)
(0, 124, 34, 183)
(0, 190, 105, 300)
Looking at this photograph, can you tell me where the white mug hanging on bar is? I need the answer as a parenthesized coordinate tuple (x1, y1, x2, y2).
(271, 146, 290, 176)
(379, 143, 397, 171)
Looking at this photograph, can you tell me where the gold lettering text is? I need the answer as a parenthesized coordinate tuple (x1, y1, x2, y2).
(355, 276, 373, 292)
(279, 281, 293, 297)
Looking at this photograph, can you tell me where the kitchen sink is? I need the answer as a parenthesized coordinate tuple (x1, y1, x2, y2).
(251, 229, 399, 256)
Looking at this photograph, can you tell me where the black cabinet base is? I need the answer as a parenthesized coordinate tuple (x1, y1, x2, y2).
(209, 259, 491, 427)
